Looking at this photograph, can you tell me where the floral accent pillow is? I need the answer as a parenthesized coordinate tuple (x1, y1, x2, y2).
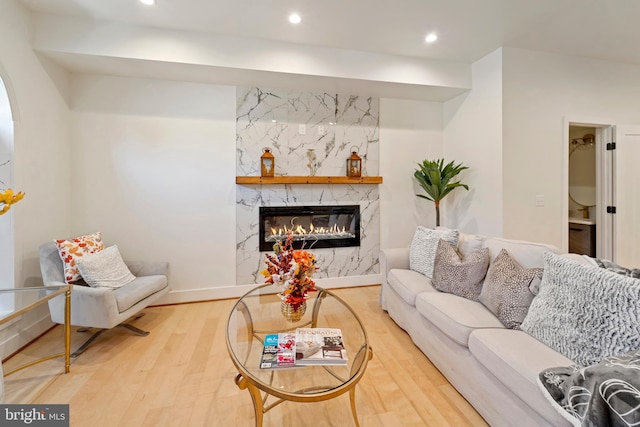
(54, 232, 105, 284)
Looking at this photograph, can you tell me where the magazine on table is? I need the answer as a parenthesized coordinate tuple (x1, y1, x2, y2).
(259, 333, 297, 369)
(294, 328, 347, 366)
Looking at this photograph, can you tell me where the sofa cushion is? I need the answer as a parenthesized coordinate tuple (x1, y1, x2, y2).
(482, 237, 559, 269)
(432, 240, 489, 301)
(415, 292, 505, 347)
(458, 233, 485, 256)
(114, 275, 168, 313)
(409, 226, 459, 278)
(469, 329, 573, 422)
(387, 268, 437, 306)
(479, 249, 543, 329)
(521, 252, 640, 367)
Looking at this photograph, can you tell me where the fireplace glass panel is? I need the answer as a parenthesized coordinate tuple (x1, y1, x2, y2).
(259, 205, 360, 251)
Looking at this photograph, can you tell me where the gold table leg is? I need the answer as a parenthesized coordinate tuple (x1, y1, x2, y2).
(64, 288, 71, 373)
(349, 387, 360, 427)
(235, 373, 264, 427)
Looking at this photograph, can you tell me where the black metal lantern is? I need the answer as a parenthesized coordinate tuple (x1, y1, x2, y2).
(346, 147, 362, 177)
(261, 147, 275, 177)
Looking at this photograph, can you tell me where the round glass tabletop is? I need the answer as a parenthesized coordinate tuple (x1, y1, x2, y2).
(225, 284, 370, 401)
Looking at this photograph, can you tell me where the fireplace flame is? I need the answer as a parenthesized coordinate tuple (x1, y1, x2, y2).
(268, 223, 355, 242)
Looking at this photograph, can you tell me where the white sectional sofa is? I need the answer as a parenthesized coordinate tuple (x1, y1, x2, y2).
(379, 234, 579, 427)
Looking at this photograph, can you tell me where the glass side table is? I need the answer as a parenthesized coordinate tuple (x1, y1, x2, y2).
(0, 285, 71, 377)
(226, 284, 373, 427)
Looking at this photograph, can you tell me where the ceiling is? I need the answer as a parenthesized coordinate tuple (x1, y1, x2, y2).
(16, 0, 640, 66)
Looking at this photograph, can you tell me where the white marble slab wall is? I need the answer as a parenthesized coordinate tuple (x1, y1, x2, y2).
(236, 87, 380, 285)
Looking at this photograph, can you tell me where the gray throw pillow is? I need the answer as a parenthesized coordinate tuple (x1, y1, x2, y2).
(409, 226, 459, 278)
(479, 249, 543, 329)
(521, 252, 640, 367)
(432, 240, 489, 301)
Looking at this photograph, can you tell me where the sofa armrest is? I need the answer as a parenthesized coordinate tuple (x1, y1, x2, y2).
(379, 247, 410, 280)
(125, 261, 169, 278)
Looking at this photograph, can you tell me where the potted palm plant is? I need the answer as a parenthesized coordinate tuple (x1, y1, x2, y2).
(414, 158, 469, 227)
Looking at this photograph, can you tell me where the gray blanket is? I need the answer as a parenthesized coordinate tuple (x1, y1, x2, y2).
(539, 350, 640, 426)
(594, 258, 640, 279)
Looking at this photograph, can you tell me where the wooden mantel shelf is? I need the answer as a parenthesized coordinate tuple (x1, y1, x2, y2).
(236, 176, 383, 185)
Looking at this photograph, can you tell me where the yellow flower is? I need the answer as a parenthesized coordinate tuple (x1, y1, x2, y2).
(0, 188, 25, 216)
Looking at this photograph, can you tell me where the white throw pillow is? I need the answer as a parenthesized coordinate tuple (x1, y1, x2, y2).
(409, 226, 459, 278)
(76, 245, 136, 289)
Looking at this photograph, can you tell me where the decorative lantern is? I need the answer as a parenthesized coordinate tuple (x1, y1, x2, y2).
(261, 147, 275, 177)
(346, 147, 362, 177)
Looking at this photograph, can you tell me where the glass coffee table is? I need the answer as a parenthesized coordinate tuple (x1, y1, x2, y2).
(0, 285, 71, 376)
(226, 284, 372, 427)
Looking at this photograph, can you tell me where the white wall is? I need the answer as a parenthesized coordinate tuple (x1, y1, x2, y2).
(443, 48, 503, 237)
(0, 0, 72, 358)
(69, 74, 236, 304)
(379, 98, 444, 248)
(502, 47, 640, 248)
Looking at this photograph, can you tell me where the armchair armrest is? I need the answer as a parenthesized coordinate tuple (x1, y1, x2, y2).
(125, 261, 169, 278)
(45, 281, 119, 328)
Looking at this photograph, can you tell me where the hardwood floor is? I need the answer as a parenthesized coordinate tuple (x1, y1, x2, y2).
(2, 286, 488, 427)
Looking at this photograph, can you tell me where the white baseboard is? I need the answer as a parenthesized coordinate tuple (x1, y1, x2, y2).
(154, 274, 383, 305)
(0, 276, 383, 360)
(0, 315, 54, 360)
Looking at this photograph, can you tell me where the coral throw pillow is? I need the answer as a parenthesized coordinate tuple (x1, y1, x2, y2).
(55, 232, 105, 284)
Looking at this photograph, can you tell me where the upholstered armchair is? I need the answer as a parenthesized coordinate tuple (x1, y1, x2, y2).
(38, 241, 170, 357)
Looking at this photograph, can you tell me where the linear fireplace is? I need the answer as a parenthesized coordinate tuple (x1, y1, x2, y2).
(258, 205, 360, 251)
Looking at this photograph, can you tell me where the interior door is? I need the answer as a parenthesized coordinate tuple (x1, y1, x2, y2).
(613, 125, 640, 266)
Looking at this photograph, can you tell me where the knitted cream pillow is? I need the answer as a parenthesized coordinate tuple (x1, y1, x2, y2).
(409, 226, 459, 278)
(76, 245, 136, 289)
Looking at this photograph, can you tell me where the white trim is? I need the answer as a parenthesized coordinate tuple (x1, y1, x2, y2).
(154, 274, 383, 305)
(0, 314, 53, 360)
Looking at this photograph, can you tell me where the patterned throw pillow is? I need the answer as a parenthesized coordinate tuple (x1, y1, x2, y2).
(521, 252, 640, 367)
(432, 240, 490, 301)
(479, 249, 543, 329)
(76, 245, 136, 289)
(54, 232, 104, 284)
(409, 226, 459, 278)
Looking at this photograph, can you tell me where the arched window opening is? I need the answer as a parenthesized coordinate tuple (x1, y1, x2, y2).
(0, 75, 15, 315)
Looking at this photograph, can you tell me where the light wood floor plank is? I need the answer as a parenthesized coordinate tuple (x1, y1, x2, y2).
(3, 286, 488, 426)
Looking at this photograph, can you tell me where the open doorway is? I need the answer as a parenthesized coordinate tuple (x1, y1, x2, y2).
(564, 118, 640, 265)
(0, 74, 15, 314)
(564, 120, 615, 260)
(568, 126, 596, 256)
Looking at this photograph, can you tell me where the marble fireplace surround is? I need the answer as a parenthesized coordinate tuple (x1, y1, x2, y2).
(236, 87, 381, 286)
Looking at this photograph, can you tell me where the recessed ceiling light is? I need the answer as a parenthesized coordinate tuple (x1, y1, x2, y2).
(425, 33, 438, 43)
(289, 13, 302, 24)
(140, 0, 155, 5)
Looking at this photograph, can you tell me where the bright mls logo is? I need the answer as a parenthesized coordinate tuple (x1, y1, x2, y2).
(1, 405, 69, 426)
